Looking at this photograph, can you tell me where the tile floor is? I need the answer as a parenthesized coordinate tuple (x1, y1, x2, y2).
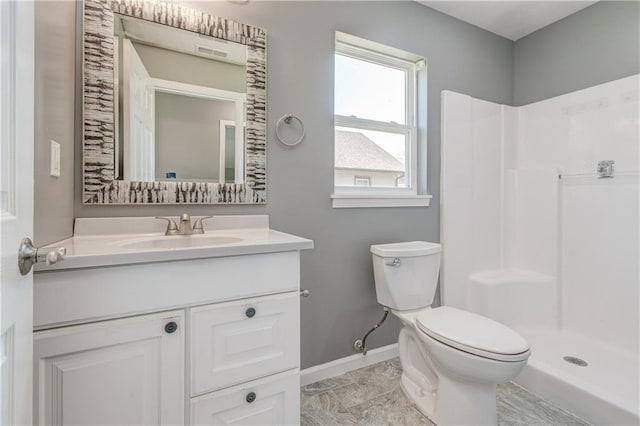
(300, 358, 590, 426)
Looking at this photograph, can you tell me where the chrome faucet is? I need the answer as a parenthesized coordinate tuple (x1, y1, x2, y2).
(177, 213, 193, 235)
(155, 214, 213, 236)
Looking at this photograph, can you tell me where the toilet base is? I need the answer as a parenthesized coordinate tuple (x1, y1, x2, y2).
(430, 374, 498, 426)
(400, 372, 436, 421)
(401, 370, 498, 426)
(395, 318, 520, 426)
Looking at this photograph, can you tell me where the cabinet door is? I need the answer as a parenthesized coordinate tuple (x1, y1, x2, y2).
(190, 292, 299, 396)
(190, 369, 299, 426)
(34, 311, 184, 426)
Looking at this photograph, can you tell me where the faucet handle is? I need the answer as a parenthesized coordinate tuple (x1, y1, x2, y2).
(155, 217, 179, 235)
(192, 216, 214, 234)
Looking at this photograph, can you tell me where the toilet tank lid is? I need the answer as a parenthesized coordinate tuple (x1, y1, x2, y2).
(370, 241, 441, 257)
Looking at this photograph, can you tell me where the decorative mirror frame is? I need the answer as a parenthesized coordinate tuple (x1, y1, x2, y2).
(83, 0, 266, 204)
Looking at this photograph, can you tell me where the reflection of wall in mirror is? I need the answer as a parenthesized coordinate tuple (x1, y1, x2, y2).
(115, 41, 247, 178)
(132, 42, 246, 92)
(155, 93, 235, 181)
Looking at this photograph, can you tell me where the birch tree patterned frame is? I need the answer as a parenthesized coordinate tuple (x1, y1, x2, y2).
(83, 0, 267, 204)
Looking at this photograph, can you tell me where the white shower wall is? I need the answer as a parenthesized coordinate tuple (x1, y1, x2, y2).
(441, 74, 639, 424)
(440, 93, 559, 329)
(515, 75, 640, 354)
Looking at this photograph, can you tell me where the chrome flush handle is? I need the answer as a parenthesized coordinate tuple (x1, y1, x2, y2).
(18, 237, 67, 275)
(385, 258, 401, 267)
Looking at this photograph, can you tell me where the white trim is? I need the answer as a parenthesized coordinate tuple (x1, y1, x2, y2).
(300, 343, 399, 387)
(334, 35, 421, 199)
(335, 31, 424, 64)
(151, 78, 245, 103)
(331, 194, 432, 208)
(218, 120, 246, 184)
(0, 0, 17, 217)
(335, 115, 411, 133)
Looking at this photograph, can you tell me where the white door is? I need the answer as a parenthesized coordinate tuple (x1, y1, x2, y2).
(34, 311, 185, 426)
(122, 39, 155, 182)
(0, 2, 34, 425)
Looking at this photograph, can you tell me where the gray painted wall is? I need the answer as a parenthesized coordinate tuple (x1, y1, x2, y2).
(155, 93, 235, 180)
(73, 1, 514, 368)
(514, 1, 640, 105)
(34, 1, 76, 246)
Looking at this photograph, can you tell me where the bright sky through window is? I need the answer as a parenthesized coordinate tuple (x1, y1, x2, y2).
(334, 54, 406, 124)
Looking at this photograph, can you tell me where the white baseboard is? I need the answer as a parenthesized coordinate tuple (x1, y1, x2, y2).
(300, 343, 399, 387)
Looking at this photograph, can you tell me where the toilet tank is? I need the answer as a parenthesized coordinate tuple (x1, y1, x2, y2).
(370, 241, 441, 310)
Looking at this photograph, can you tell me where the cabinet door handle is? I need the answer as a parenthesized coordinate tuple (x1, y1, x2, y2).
(245, 307, 256, 318)
(164, 321, 178, 334)
(246, 392, 256, 403)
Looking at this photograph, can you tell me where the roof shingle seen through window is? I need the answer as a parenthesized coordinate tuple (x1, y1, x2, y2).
(335, 131, 404, 172)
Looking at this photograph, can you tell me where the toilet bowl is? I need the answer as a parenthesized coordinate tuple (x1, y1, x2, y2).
(371, 242, 531, 426)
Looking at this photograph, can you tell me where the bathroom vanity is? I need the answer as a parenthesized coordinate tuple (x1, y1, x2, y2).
(32, 215, 313, 425)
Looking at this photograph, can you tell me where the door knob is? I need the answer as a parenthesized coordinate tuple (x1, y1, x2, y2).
(18, 237, 67, 275)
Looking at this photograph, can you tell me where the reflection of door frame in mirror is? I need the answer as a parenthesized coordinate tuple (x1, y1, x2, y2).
(82, 0, 266, 204)
(122, 38, 155, 182)
(219, 120, 246, 184)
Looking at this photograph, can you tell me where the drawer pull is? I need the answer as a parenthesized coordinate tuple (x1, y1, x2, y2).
(246, 392, 256, 403)
(245, 307, 256, 318)
(164, 321, 178, 334)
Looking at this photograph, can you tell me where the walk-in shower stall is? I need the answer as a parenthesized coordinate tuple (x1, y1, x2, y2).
(441, 75, 639, 425)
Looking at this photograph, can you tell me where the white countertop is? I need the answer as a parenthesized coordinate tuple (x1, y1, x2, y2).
(35, 215, 313, 272)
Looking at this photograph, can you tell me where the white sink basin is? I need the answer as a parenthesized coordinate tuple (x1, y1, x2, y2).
(120, 235, 243, 250)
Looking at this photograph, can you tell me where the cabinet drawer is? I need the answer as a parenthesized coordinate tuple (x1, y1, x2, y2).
(190, 292, 299, 396)
(190, 369, 300, 426)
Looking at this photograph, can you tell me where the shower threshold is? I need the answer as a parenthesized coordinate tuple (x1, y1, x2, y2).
(515, 330, 639, 426)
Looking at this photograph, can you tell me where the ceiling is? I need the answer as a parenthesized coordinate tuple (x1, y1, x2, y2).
(418, 1, 598, 41)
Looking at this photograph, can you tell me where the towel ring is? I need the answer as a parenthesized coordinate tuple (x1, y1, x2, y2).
(276, 114, 305, 147)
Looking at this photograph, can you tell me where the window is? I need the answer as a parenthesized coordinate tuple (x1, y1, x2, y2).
(354, 176, 371, 187)
(332, 32, 431, 208)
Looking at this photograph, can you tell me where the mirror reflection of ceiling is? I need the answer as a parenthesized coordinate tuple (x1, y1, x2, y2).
(114, 14, 247, 92)
(117, 14, 247, 65)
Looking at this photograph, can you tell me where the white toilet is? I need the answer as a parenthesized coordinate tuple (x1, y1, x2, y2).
(371, 241, 531, 426)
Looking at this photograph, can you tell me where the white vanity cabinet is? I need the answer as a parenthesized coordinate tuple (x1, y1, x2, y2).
(34, 311, 185, 425)
(190, 369, 300, 425)
(33, 228, 311, 426)
(189, 292, 300, 396)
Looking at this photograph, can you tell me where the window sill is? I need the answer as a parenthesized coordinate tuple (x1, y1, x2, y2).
(331, 194, 432, 208)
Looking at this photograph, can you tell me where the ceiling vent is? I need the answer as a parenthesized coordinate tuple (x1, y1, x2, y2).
(195, 44, 228, 58)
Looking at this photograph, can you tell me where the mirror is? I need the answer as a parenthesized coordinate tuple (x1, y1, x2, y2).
(83, 0, 266, 204)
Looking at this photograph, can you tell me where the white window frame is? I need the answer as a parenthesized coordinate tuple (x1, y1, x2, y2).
(354, 176, 371, 187)
(332, 36, 431, 208)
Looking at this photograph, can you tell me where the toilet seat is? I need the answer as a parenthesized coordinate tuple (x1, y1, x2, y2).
(416, 307, 531, 362)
